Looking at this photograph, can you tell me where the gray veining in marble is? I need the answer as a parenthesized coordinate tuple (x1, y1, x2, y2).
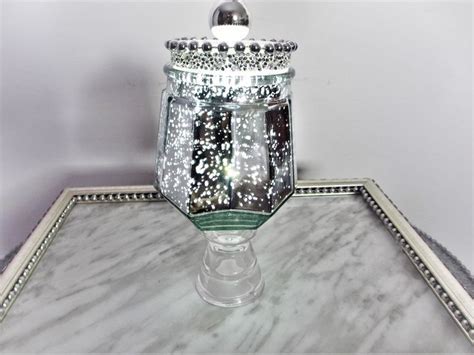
(0, 195, 471, 353)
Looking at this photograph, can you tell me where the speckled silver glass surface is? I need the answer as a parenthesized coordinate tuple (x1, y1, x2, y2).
(156, 67, 295, 230)
(154, 1, 298, 306)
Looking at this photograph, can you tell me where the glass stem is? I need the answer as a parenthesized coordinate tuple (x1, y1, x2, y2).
(196, 234, 264, 307)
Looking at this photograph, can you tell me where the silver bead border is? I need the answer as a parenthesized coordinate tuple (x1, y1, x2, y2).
(0, 191, 163, 322)
(0, 197, 76, 321)
(357, 185, 474, 342)
(0, 181, 472, 344)
(74, 191, 162, 204)
(295, 182, 473, 342)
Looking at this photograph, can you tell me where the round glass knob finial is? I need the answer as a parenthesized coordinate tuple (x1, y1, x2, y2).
(210, 0, 250, 42)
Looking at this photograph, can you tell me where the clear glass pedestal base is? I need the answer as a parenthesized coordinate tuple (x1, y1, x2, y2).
(196, 232, 264, 307)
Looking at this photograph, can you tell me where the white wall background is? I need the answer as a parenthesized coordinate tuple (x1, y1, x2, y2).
(1, 1, 472, 269)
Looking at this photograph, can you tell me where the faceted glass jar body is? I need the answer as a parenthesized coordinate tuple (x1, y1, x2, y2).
(155, 66, 295, 231)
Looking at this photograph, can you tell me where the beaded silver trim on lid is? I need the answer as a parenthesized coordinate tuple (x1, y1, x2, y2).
(165, 0, 296, 72)
(166, 39, 298, 72)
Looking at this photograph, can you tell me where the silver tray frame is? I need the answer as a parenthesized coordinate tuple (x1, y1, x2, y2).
(0, 178, 472, 343)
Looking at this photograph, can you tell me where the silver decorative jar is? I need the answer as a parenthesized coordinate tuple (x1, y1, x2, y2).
(155, 0, 298, 307)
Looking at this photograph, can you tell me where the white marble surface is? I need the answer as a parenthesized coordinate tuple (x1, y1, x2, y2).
(0, 195, 471, 352)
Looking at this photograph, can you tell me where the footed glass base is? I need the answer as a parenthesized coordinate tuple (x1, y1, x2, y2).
(196, 234, 264, 307)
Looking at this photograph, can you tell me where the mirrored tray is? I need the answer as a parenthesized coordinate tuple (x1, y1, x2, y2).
(0, 179, 472, 352)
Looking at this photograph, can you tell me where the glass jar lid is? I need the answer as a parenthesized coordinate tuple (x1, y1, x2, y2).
(164, 0, 298, 74)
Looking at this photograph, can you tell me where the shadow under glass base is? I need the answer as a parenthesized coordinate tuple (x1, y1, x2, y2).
(196, 232, 264, 307)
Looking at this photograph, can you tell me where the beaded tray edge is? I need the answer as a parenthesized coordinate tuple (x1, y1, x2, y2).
(0, 178, 472, 344)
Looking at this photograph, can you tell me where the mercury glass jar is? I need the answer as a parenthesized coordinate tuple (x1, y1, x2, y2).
(155, 0, 298, 307)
